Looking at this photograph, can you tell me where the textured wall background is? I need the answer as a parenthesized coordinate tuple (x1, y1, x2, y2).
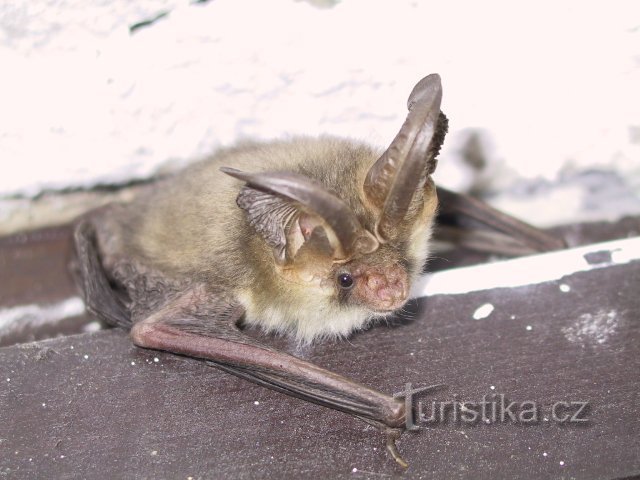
(1, 0, 639, 226)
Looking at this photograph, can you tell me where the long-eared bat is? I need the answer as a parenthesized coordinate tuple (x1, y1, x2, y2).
(72, 74, 564, 467)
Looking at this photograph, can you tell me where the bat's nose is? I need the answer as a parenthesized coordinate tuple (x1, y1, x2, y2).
(361, 266, 409, 311)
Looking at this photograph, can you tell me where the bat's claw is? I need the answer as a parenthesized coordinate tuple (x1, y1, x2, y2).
(386, 428, 408, 468)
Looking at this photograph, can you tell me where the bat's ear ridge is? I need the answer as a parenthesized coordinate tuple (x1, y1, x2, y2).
(363, 74, 447, 241)
(220, 167, 379, 263)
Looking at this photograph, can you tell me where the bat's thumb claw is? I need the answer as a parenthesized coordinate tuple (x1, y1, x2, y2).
(386, 428, 409, 468)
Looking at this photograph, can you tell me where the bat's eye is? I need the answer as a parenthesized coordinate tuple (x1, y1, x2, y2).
(337, 273, 354, 289)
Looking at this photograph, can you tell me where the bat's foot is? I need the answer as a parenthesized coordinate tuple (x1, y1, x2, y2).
(386, 428, 408, 468)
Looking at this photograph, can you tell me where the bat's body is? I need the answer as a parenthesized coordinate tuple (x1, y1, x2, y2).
(73, 75, 564, 466)
(95, 137, 435, 342)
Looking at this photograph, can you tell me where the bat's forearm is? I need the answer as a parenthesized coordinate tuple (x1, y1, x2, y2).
(131, 320, 405, 430)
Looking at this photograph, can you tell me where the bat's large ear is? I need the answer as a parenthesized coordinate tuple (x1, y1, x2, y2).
(363, 74, 448, 242)
(221, 168, 379, 265)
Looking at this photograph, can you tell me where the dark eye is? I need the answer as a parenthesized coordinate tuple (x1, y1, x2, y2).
(337, 272, 354, 289)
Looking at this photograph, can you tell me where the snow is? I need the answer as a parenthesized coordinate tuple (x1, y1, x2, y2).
(473, 303, 495, 320)
(1, 0, 639, 203)
(83, 320, 102, 332)
(0, 297, 85, 330)
(562, 309, 619, 346)
(411, 236, 640, 297)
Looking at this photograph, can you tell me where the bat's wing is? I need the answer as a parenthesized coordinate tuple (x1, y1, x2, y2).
(72, 218, 408, 466)
(73, 219, 131, 329)
(434, 186, 566, 256)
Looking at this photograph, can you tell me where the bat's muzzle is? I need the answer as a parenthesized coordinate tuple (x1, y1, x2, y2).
(356, 265, 409, 312)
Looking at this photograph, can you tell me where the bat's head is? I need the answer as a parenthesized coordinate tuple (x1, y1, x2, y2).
(222, 74, 447, 341)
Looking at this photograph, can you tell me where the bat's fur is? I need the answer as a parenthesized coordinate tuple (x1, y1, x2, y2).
(93, 135, 440, 344)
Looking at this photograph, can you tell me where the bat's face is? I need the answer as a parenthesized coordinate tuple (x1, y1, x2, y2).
(223, 75, 447, 342)
(327, 184, 439, 314)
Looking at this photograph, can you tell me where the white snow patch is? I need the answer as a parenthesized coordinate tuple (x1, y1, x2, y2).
(0, 297, 85, 331)
(611, 246, 639, 264)
(559, 284, 571, 293)
(83, 320, 102, 332)
(473, 303, 494, 320)
(412, 237, 640, 298)
(562, 310, 619, 346)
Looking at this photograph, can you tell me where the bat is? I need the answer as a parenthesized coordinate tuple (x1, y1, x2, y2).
(72, 74, 565, 467)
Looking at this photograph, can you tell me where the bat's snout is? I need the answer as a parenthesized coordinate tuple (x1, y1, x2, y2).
(357, 265, 409, 312)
